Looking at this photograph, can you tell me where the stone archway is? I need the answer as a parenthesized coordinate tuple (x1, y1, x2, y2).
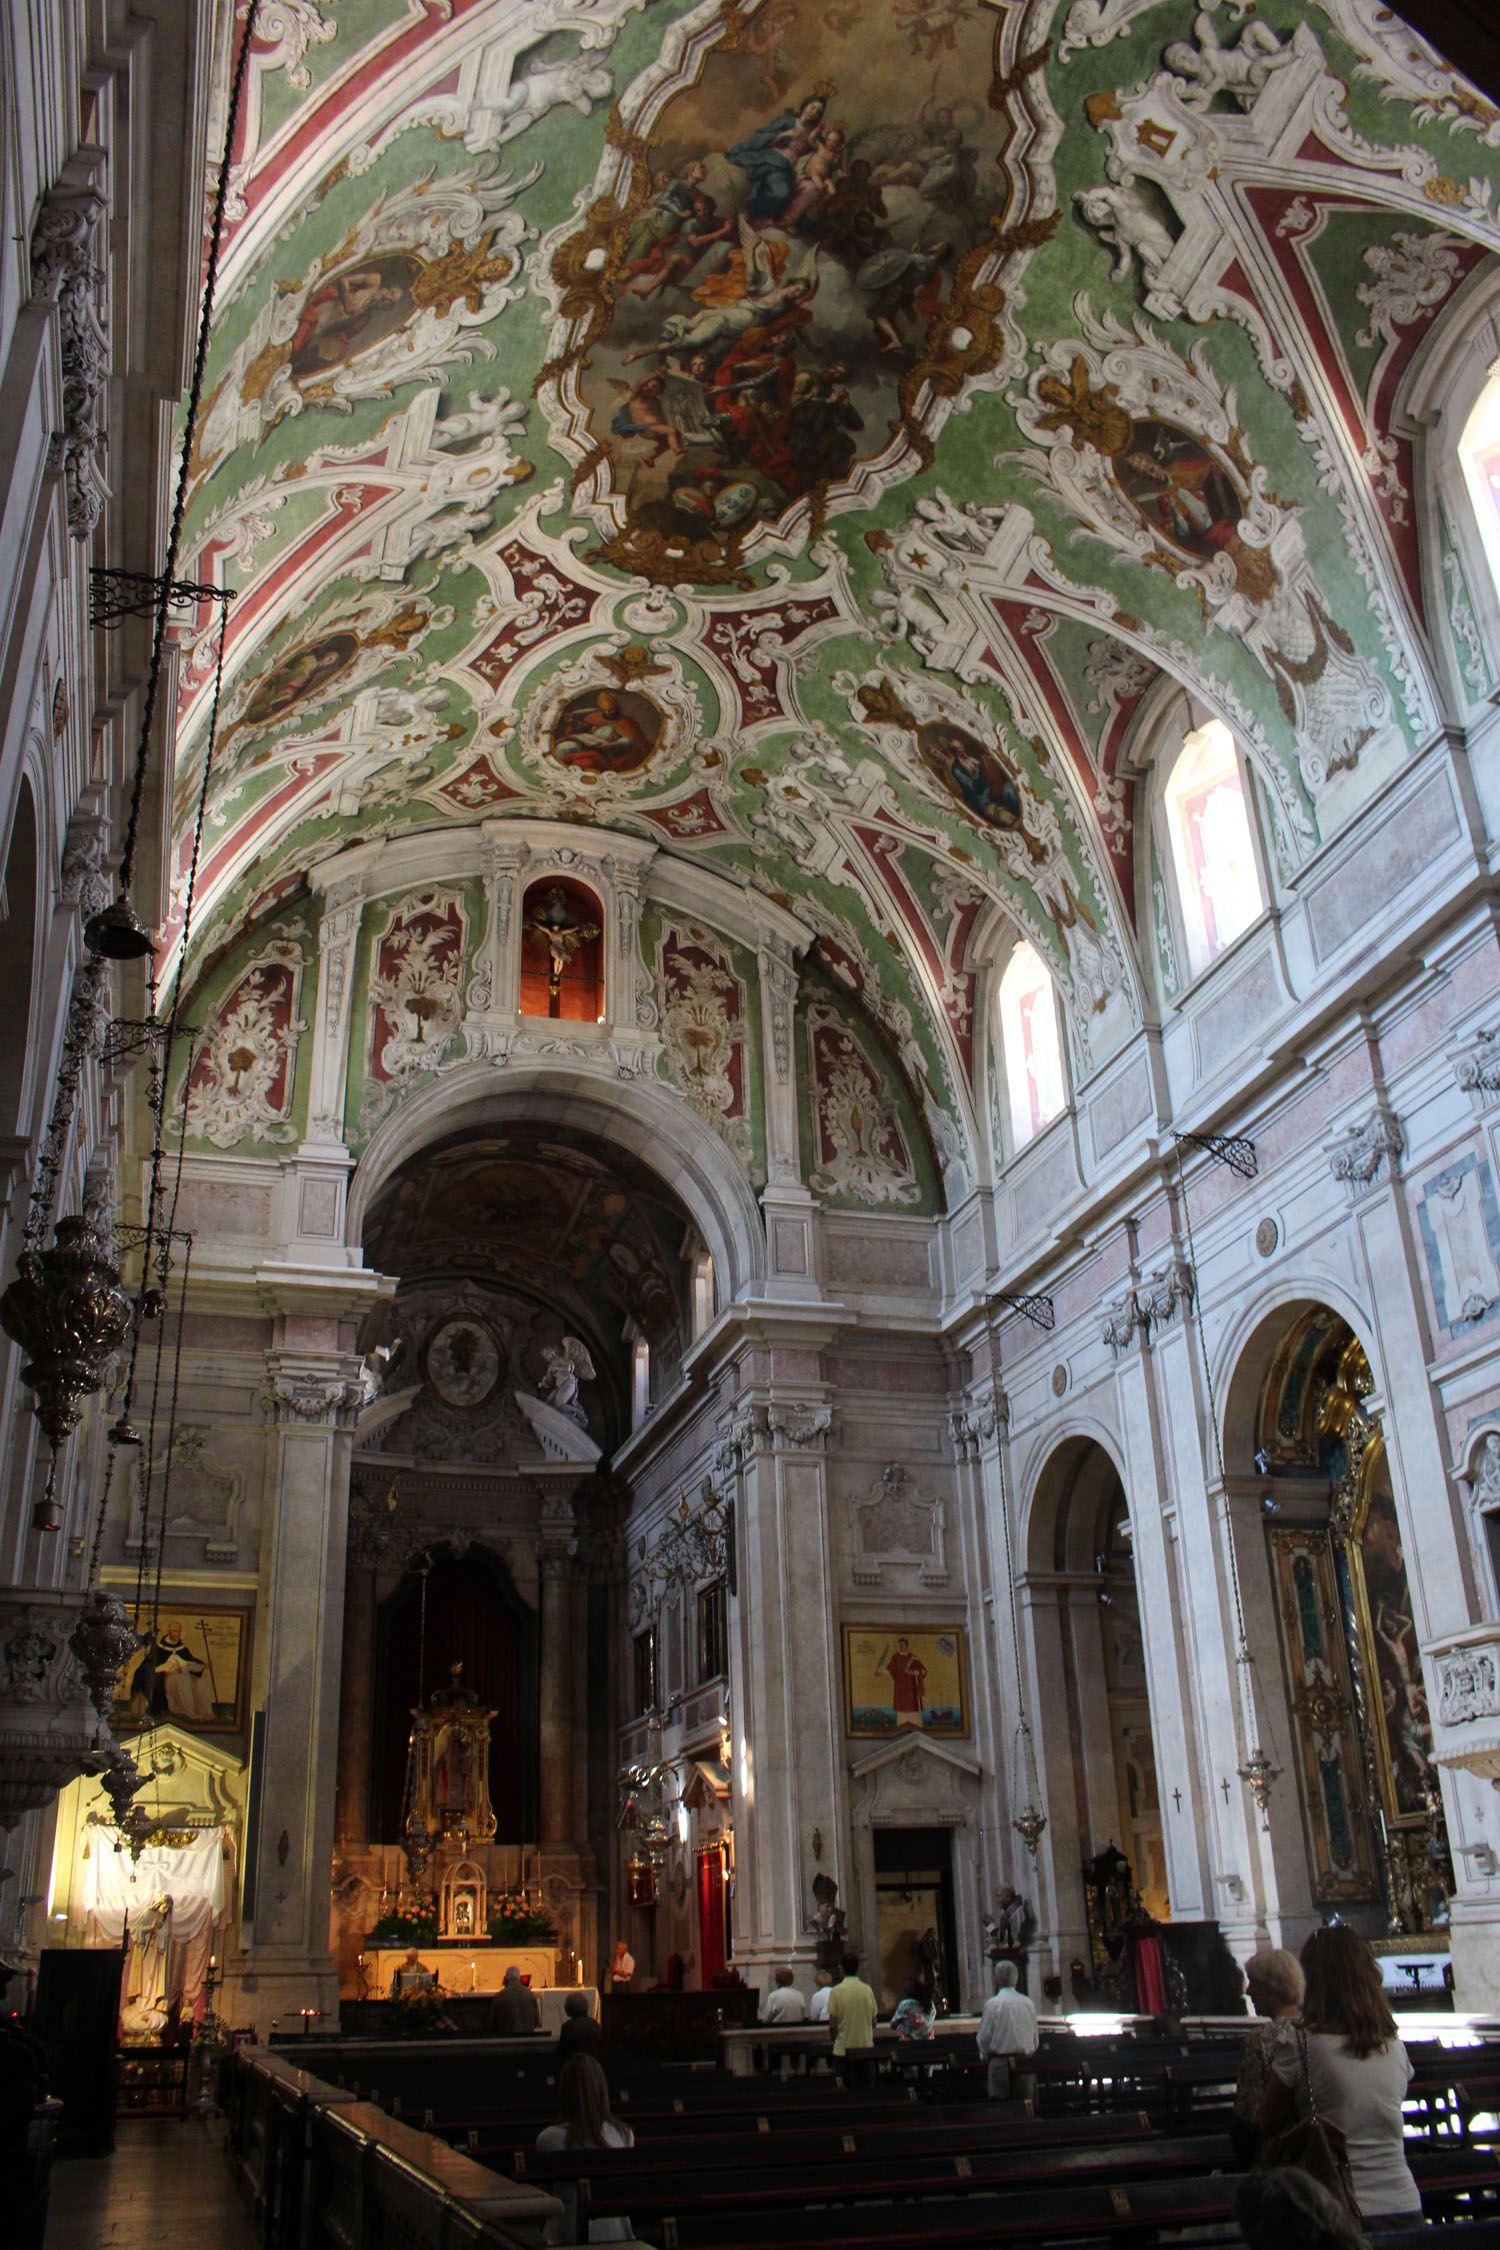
(1023, 1435, 1170, 2001)
(1221, 1298, 1453, 1953)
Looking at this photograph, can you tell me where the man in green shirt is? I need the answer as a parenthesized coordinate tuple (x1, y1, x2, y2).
(827, 1951, 879, 2087)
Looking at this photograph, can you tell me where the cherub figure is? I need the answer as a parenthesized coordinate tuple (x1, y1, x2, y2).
(1074, 181, 1177, 302)
(1161, 13, 1289, 108)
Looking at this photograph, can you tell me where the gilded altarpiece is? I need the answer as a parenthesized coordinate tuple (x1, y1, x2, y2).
(1263, 1318, 1449, 1930)
(1267, 1527, 1377, 1903)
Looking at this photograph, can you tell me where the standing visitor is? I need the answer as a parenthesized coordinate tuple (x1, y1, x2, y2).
(827, 1951, 878, 2087)
(1259, 1925, 1421, 2230)
(976, 1959, 1038, 2102)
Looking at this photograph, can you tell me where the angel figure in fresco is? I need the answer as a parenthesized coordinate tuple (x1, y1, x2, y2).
(538, 1336, 595, 1426)
(622, 218, 819, 367)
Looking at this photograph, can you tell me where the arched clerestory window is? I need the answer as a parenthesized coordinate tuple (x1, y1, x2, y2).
(1161, 719, 1263, 981)
(1459, 367, 1500, 608)
(998, 940, 1066, 1154)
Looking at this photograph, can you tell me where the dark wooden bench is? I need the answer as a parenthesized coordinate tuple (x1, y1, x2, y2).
(574, 2128, 1236, 2230)
(622, 2140, 1500, 2249)
(514, 2106, 1157, 2183)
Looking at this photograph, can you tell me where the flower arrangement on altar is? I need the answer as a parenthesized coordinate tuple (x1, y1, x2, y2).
(388, 1981, 454, 2035)
(487, 1890, 557, 1945)
(369, 1899, 440, 1945)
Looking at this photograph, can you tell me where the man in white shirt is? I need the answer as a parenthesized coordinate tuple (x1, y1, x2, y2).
(976, 1960, 1038, 2101)
(808, 1969, 834, 2023)
(763, 1966, 809, 2024)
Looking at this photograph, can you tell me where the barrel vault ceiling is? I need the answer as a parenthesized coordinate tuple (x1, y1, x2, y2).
(168, 0, 1500, 1142)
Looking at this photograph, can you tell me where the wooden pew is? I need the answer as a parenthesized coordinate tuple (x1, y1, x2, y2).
(608, 2139, 1500, 2249)
(513, 2106, 1157, 2184)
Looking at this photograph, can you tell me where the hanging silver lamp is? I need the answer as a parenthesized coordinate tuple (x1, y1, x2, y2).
(0, 1213, 134, 1449)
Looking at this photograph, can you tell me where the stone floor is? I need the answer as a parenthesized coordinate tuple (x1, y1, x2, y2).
(46, 2116, 261, 2248)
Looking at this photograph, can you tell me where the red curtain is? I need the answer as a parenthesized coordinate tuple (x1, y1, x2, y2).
(697, 1846, 727, 1989)
(376, 1553, 527, 1841)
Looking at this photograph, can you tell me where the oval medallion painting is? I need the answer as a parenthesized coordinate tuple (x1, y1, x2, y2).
(423, 1316, 506, 1411)
(916, 720, 1023, 835)
(549, 687, 662, 778)
(545, 0, 1022, 580)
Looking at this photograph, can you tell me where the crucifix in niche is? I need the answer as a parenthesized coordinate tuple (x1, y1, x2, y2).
(520, 879, 603, 1020)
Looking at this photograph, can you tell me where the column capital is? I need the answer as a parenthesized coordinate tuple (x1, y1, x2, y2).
(262, 1358, 363, 1428)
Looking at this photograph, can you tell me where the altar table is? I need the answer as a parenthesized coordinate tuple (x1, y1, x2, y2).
(366, 1945, 559, 1997)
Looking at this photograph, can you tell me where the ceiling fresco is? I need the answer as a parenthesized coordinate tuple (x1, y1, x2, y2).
(165, 0, 1500, 1151)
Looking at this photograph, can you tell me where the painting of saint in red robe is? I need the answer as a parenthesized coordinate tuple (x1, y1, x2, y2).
(843, 1627, 967, 1737)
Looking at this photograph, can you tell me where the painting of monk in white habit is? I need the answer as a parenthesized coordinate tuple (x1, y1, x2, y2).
(112, 1607, 248, 1733)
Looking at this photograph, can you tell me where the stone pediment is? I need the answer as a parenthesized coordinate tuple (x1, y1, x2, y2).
(848, 1732, 981, 1786)
(514, 1390, 602, 1464)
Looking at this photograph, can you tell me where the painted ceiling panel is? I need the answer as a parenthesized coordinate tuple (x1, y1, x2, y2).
(166, 0, 1500, 1095)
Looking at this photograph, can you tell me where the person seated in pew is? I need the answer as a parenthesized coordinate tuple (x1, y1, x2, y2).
(1233, 1948, 1305, 2163)
(808, 1968, 834, 2023)
(536, 2054, 635, 2246)
(489, 1963, 542, 2037)
(827, 1951, 879, 2088)
(763, 1966, 809, 2025)
(1236, 2165, 1369, 2250)
(1260, 1926, 1421, 2233)
(556, 1987, 605, 2062)
(977, 1958, 1038, 2103)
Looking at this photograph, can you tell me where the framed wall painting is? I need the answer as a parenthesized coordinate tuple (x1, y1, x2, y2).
(842, 1626, 968, 1738)
(110, 1605, 249, 1734)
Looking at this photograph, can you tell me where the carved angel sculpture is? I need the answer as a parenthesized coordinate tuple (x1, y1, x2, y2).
(539, 1336, 595, 1425)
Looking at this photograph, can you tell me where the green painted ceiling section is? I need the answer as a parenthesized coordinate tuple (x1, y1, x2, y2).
(166, 0, 1500, 1122)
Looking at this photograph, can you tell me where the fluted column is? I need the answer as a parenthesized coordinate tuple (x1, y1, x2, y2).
(537, 1500, 578, 1847)
(237, 1348, 363, 2030)
(335, 1546, 378, 1852)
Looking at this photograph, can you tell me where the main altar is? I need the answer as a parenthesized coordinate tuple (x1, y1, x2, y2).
(363, 1946, 560, 1995)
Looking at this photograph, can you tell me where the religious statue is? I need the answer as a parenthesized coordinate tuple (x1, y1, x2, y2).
(523, 885, 600, 1017)
(807, 1869, 846, 1965)
(538, 1336, 595, 1425)
(984, 1884, 1035, 1955)
(401, 1660, 496, 1882)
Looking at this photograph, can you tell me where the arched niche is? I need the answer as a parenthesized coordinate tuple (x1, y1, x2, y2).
(519, 875, 604, 1022)
(371, 1543, 538, 1847)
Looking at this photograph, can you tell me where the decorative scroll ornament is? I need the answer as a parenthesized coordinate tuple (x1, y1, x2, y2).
(0, 1590, 115, 1828)
(1013, 305, 1398, 799)
(31, 182, 110, 539)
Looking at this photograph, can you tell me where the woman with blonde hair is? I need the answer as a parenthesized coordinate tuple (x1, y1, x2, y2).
(1232, 1947, 1305, 2162)
(535, 2054, 636, 2244)
(1260, 1925, 1421, 2229)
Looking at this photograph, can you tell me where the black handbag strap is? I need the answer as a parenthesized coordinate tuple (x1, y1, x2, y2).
(1298, 2027, 1321, 2126)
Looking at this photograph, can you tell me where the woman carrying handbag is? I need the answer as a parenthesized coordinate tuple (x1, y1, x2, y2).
(1258, 1927, 1423, 2232)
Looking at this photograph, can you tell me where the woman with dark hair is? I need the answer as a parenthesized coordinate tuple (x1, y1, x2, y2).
(1259, 1927, 1421, 2229)
(535, 2054, 635, 2244)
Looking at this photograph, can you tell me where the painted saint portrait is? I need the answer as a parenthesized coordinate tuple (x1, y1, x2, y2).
(549, 686, 662, 777)
(843, 1625, 968, 1736)
(111, 1607, 248, 1734)
(1114, 417, 1246, 568)
(916, 720, 1023, 833)
(288, 253, 420, 386)
(241, 631, 360, 730)
(1355, 1478, 1436, 1820)
(557, 0, 1015, 572)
